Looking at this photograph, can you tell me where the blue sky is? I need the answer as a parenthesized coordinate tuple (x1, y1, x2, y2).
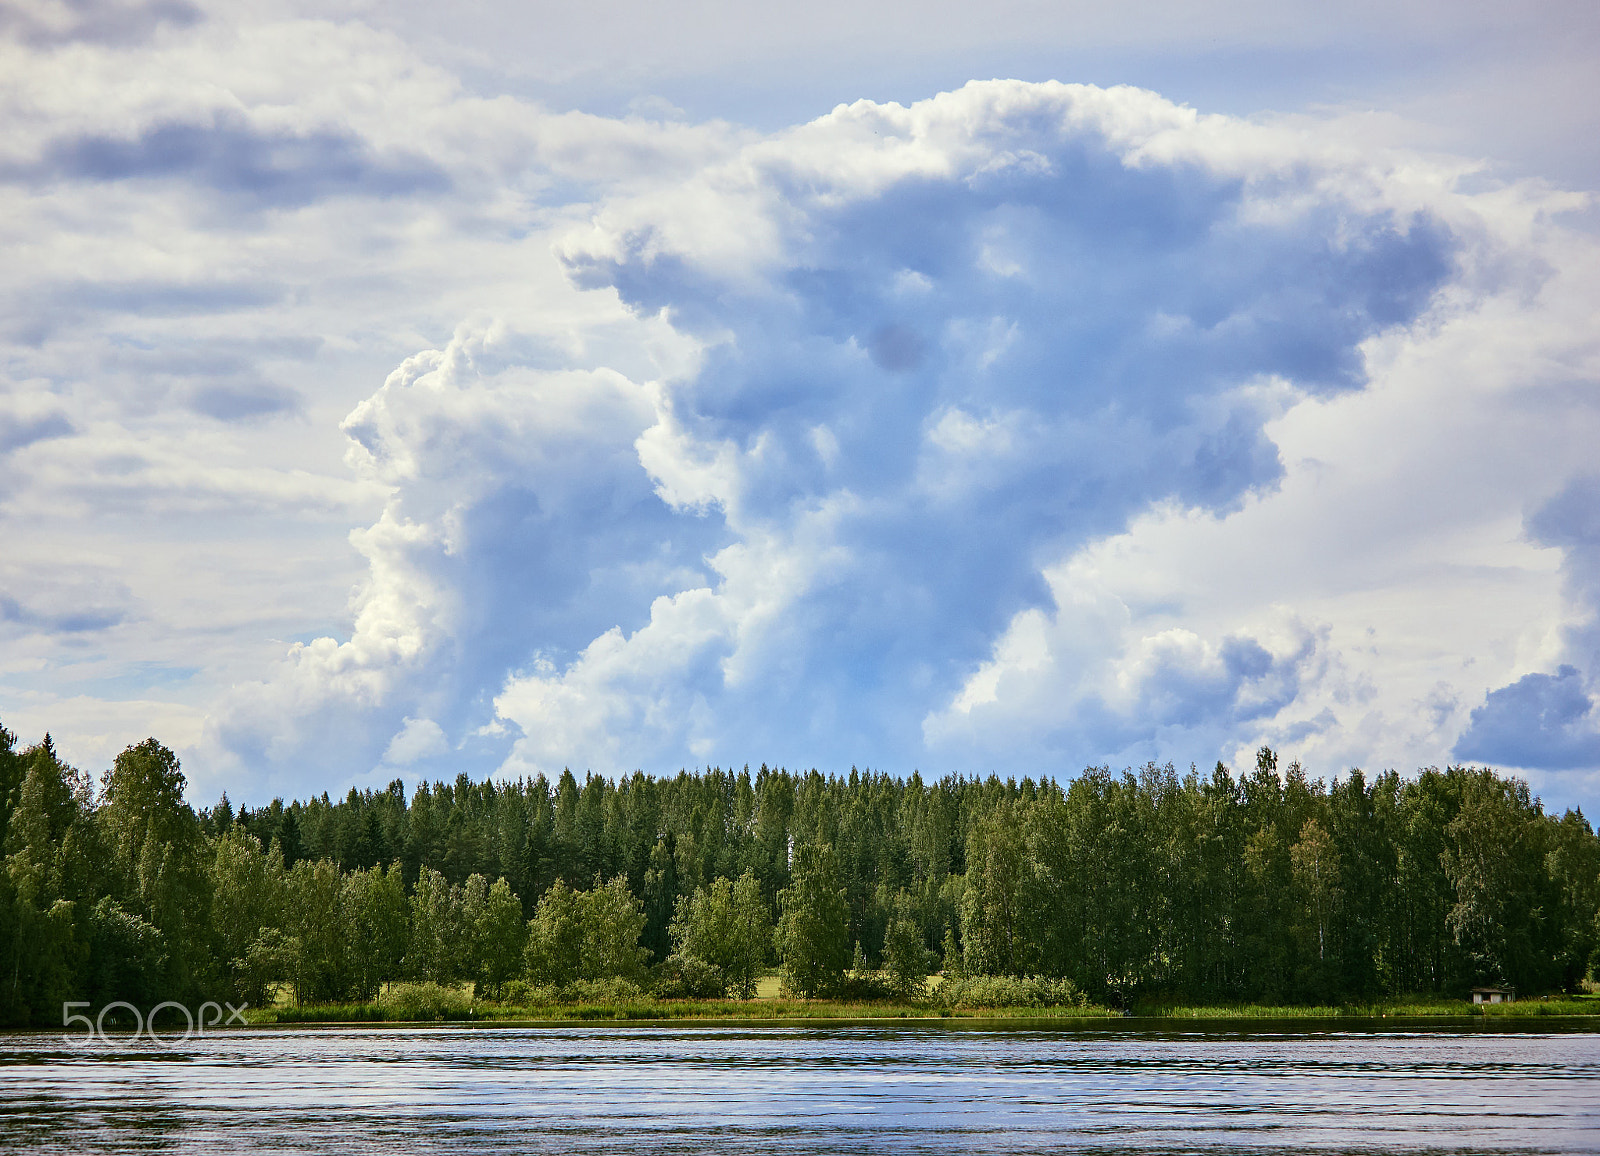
(2, 0, 1599, 811)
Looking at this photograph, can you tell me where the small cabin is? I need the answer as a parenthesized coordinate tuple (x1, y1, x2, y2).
(1471, 986, 1515, 1004)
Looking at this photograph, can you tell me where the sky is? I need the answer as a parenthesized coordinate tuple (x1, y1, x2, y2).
(2, 0, 1599, 812)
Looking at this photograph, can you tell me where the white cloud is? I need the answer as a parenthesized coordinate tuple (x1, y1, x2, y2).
(381, 716, 448, 766)
(4, 3, 1599, 813)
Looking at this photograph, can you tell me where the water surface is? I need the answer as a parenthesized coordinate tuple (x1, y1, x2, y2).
(3, 1022, 1598, 1153)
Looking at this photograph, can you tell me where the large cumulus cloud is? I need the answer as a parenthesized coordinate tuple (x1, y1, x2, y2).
(216, 80, 1544, 787)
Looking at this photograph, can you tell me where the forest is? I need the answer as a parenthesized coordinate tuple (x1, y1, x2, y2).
(3, 717, 1598, 1026)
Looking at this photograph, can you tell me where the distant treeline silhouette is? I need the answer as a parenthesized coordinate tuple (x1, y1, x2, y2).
(3, 718, 1597, 1026)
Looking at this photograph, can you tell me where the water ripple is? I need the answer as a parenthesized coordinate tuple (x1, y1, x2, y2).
(2, 1025, 1597, 1153)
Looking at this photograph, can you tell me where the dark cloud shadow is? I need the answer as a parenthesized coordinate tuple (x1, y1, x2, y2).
(0, 0, 198, 47)
(187, 382, 304, 422)
(13, 111, 450, 208)
(0, 594, 124, 634)
(0, 412, 74, 454)
(2, 280, 289, 345)
(64, 279, 286, 316)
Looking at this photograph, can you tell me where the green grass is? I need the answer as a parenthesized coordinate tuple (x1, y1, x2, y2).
(1143, 1004, 1346, 1018)
(256, 997, 1126, 1025)
(248, 985, 1600, 1027)
(1136, 996, 1600, 1019)
(267, 1003, 395, 1024)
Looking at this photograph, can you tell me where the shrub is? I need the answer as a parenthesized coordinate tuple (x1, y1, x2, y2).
(933, 974, 1087, 1010)
(653, 953, 726, 999)
(562, 977, 646, 1003)
(839, 971, 894, 1000)
(379, 981, 474, 1020)
(499, 979, 538, 1006)
(498, 976, 648, 1006)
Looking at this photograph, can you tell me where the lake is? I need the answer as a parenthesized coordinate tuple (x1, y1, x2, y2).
(3, 1021, 1599, 1153)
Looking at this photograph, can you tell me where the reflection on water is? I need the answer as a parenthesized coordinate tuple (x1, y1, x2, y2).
(3, 1023, 1599, 1153)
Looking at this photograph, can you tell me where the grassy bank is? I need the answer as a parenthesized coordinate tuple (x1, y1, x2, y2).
(247, 986, 1600, 1027)
(259, 998, 1124, 1025)
(1136, 995, 1600, 1019)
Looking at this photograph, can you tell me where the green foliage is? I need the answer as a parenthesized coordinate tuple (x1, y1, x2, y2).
(523, 876, 647, 988)
(959, 806, 1029, 976)
(285, 858, 350, 1002)
(505, 977, 649, 1008)
(380, 981, 474, 1019)
(0, 724, 21, 855)
(580, 876, 650, 979)
(235, 928, 296, 1006)
(652, 953, 726, 999)
(941, 926, 964, 978)
(523, 879, 586, 986)
(85, 897, 167, 1007)
(1, 736, 98, 1024)
(557, 976, 647, 1003)
(475, 877, 528, 998)
(1546, 809, 1600, 988)
(1442, 771, 1552, 987)
(346, 862, 409, 1000)
(934, 974, 1087, 1010)
(210, 826, 286, 1000)
(408, 866, 461, 984)
(99, 739, 210, 997)
(775, 842, 851, 998)
(669, 869, 772, 998)
(882, 890, 934, 998)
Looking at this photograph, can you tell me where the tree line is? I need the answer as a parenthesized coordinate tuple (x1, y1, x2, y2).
(2, 719, 1597, 1025)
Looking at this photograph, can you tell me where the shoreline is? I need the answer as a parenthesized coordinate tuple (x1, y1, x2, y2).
(16, 1013, 1600, 1036)
(243, 994, 1600, 1030)
(14, 993, 1597, 1035)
